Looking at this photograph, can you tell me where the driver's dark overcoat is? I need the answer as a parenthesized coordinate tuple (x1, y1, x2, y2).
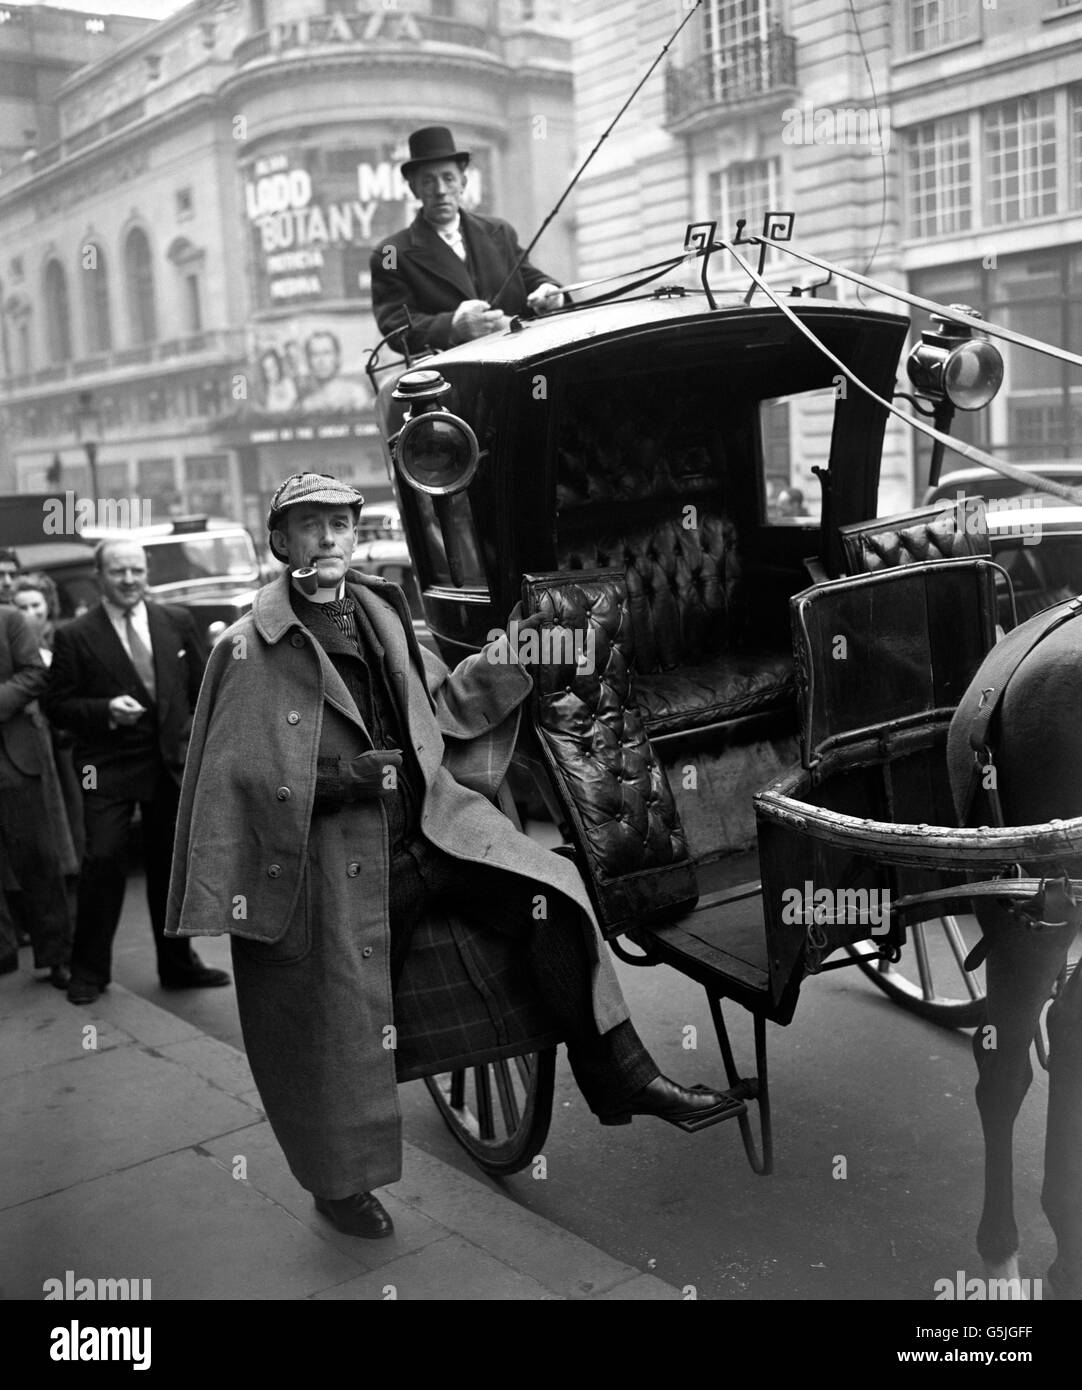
(164, 570, 628, 1194)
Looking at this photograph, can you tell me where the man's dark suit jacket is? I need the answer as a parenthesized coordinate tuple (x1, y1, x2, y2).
(370, 210, 555, 355)
(44, 602, 206, 800)
(0, 606, 48, 776)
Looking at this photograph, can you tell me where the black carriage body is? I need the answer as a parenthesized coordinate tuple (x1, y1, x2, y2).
(376, 296, 911, 666)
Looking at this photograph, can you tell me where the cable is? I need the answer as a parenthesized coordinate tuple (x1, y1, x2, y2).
(489, 0, 706, 310)
(845, 0, 888, 299)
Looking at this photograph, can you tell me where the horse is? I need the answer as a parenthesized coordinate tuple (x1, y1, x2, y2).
(946, 599, 1082, 1300)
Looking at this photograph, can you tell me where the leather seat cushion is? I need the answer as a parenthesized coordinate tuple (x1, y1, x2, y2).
(637, 649, 796, 737)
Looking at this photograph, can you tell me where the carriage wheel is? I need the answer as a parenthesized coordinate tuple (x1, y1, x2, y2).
(423, 1047, 557, 1177)
(846, 914, 988, 1028)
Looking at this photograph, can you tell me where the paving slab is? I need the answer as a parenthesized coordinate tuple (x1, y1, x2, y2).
(157, 1036, 258, 1099)
(589, 1274, 686, 1300)
(0, 1148, 363, 1301)
(0, 981, 131, 1078)
(201, 1122, 448, 1270)
(1, 1044, 258, 1207)
(310, 1234, 561, 1301)
(391, 1142, 653, 1299)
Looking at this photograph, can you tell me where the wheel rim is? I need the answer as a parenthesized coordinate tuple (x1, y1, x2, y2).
(424, 1047, 556, 1174)
(848, 913, 987, 1024)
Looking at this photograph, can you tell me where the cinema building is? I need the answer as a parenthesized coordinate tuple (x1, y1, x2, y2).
(0, 0, 574, 532)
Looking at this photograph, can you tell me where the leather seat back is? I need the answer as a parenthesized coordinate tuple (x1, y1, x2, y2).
(557, 507, 741, 672)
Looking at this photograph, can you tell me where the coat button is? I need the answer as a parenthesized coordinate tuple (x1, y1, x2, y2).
(267, 863, 282, 878)
(361, 946, 373, 958)
(290, 634, 304, 648)
(287, 711, 301, 725)
(347, 862, 360, 877)
(276, 786, 291, 801)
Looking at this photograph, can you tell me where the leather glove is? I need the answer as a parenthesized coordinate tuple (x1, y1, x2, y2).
(341, 749, 404, 801)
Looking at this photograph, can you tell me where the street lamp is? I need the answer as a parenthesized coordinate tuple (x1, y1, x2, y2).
(74, 390, 102, 500)
(904, 305, 1004, 500)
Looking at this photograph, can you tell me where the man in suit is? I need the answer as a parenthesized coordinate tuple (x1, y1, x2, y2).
(44, 539, 230, 1005)
(370, 126, 565, 356)
(0, 603, 72, 983)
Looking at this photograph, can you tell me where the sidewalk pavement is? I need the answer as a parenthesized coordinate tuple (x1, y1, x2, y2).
(0, 966, 682, 1301)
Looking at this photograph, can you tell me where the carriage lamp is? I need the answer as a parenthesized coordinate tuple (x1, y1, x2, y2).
(904, 306, 1004, 496)
(390, 369, 481, 585)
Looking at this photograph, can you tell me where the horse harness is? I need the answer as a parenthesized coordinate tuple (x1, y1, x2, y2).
(956, 594, 1082, 953)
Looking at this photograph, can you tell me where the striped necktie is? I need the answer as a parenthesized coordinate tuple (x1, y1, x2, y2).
(124, 611, 156, 701)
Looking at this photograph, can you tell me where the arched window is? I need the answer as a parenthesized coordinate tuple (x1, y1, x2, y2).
(43, 259, 73, 363)
(83, 243, 112, 353)
(124, 227, 157, 344)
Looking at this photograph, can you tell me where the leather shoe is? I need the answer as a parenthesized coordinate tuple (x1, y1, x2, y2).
(314, 1192, 394, 1239)
(160, 966, 231, 990)
(45, 965, 71, 990)
(599, 1074, 747, 1133)
(67, 979, 101, 1005)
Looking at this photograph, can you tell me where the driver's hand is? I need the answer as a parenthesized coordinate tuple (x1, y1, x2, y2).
(452, 300, 502, 341)
(526, 283, 565, 315)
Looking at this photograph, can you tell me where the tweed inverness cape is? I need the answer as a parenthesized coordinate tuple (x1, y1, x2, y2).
(164, 570, 628, 1189)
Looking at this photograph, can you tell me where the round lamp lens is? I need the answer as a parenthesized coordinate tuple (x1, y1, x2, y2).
(943, 340, 1004, 411)
(397, 412, 479, 494)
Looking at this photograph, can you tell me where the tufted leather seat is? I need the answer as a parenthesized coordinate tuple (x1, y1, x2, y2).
(557, 509, 795, 736)
(522, 571, 698, 936)
(840, 498, 989, 574)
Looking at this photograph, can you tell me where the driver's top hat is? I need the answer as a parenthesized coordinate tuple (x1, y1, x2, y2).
(400, 126, 471, 179)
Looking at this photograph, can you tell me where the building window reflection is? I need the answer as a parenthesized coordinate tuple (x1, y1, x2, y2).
(43, 258, 73, 363)
(83, 243, 112, 353)
(125, 226, 157, 344)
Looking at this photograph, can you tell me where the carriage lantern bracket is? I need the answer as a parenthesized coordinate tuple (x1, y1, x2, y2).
(390, 369, 481, 587)
(903, 306, 1004, 495)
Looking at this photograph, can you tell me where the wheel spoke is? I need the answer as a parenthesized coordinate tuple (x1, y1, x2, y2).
(450, 1069, 466, 1109)
(493, 1059, 520, 1133)
(473, 1065, 495, 1141)
(912, 921, 935, 1001)
(514, 1053, 532, 1088)
(941, 915, 983, 1001)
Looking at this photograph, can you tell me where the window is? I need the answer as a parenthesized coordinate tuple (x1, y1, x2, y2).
(431, 0, 456, 16)
(984, 95, 1057, 224)
(124, 227, 157, 344)
(709, 157, 781, 255)
(760, 388, 832, 526)
(83, 244, 112, 354)
(905, 116, 972, 237)
(184, 274, 202, 334)
(183, 455, 233, 516)
(704, 0, 773, 50)
(702, 0, 777, 102)
(906, 0, 978, 53)
(1072, 86, 1082, 209)
(43, 259, 72, 363)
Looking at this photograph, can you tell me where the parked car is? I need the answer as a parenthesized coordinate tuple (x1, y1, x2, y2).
(80, 515, 265, 645)
(0, 492, 98, 620)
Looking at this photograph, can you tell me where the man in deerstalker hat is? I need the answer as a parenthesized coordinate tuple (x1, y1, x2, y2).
(370, 126, 566, 355)
(166, 471, 744, 1239)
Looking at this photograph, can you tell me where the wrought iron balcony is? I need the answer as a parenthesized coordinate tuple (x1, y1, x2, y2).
(664, 28, 797, 132)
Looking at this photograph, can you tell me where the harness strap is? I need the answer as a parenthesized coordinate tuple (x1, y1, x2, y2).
(959, 596, 1082, 826)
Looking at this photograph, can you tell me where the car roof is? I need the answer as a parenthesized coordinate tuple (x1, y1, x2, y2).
(80, 517, 251, 542)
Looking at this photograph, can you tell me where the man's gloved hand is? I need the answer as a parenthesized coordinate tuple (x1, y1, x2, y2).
(341, 749, 404, 800)
(526, 283, 565, 315)
(452, 299, 506, 341)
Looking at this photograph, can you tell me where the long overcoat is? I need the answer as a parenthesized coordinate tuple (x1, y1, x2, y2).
(165, 569, 628, 1195)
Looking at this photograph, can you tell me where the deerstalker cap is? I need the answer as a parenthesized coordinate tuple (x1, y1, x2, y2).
(401, 126, 471, 179)
(267, 472, 365, 543)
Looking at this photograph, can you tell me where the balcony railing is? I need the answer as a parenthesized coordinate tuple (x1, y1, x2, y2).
(233, 14, 498, 67)
(665, 28, 797, 131)
(2, 329, 246, 395)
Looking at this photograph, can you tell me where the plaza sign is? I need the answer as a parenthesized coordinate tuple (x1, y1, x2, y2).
(267, 9, 424, 53)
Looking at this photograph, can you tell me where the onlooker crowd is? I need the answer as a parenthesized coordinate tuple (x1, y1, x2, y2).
(0, 546, 229, 1002)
